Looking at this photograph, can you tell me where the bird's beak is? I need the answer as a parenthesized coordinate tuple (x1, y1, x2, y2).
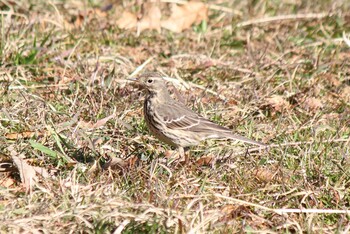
(127, 77, 141, 85)
(127, 77, 145, 89)
(127, 77, 138, 82)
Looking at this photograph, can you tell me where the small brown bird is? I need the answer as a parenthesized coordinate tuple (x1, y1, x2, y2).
(133, 72, 266, 163)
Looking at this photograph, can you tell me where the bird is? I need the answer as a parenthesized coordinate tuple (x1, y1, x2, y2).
(132, 71, 266, 163)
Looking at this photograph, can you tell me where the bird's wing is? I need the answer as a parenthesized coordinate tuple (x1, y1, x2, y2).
(156, 102, 231, 133)
(156, 102, 202, 130)
(156, 102, 266, 147)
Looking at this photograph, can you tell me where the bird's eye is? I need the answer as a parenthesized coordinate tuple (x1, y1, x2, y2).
(147, 79, 153, 84)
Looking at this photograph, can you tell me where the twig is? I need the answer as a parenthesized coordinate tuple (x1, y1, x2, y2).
(7, 84, 69, 90)
(160, 0, 242, 15)
(215, 194, 275, 212)
(215, 194, 350, 215)
(129, 57, 154, 78)
(218, 138, 350, 160)
(236, 12, 330, 28)
(273, 208, 350, 214)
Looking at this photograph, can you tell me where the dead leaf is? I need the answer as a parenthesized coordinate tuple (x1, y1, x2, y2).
(73, 13, 85, 28)
(196, 155, 214, 166)
(324, 74, 341, 87)
(161, 2, 208, 33)
(332, 188, 341, 204)
(102, 155, 139, 171)
(102, 157, 128, 170)
(221, 204, 236, 214)
(341, 86, 350, 102)
(116, 1, 208, 33)
(302, 97, 323, 111)
(264, 95, 290, 112)
(164, 150, 175, 158)
(78, 113, 115, 130)
(11, 156, 37, 193)
(117, 3, 161, 34)
(66, 9, 108, 29)
(5, 131, 45, 140)
(8, 145, 50, 193)
(126, 155, 139, 168)
(220, 205, 251, 221)
(321, 113, 339, 121)
(137, 2, 161, 33)
(58, 74, 81, 85)
(92, 114, 116, 129)
(32, 165, 50, 178)
(253, 168, 277, 183)
(116, 11, 138, 29)
(0, 177, 16, 187)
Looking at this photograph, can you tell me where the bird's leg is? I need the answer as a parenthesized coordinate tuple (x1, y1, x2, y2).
(166, 147, 190, 166)
(170, 147, 186, 167)
(180, 147, 191, 164)
(179, 147, 185, 163)
(165, 147, 182, 166)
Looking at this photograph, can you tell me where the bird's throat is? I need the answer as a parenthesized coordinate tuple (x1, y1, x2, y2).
(147, 89, 171, 104)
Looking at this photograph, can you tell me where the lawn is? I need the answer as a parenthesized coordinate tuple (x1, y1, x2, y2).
(1, 0, 350, 233)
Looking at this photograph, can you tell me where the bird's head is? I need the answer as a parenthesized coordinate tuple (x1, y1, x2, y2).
(134, 72, 168, 94)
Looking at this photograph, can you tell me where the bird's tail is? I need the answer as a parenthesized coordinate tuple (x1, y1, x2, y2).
(208, 131, 266, 147)
(197, 118, 267, 147)
(224, 133, 266, 147)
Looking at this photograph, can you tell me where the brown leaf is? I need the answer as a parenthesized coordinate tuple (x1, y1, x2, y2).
(302, 97, 323, 111)
(221, 204, 236, 214)
(58, 74, 80, 85)
(116, 11, 138, 29)
(196, 155, 214, 166)
(220, 205, 251, 221)
(332, 188, 341, 204)
(161, 2, 208, 33)
(73, 13, 85, 28)
(324, 74, 341, 87)
(253, 168, 277, 183)
(5, 131, 45, 140)
(264, 95, 290, 112)
(8, 145, 50, 193)
(164, 150, 175, 158)
(102, 155, 139, 171)
(66, 9, 108, 29)
(117, 3, 161, 34)
(78, 120, 94, 129)
(126, 155, 139, 168)
(11, 156, 37, 193)
(92, 114, 116, 129)
(78, 114, 115, 130)
(341, 86, 350, 102)
(137, 2, 161, 33)
(32, 165, 50, 178)
(0, 177, 16, 188)
(102, 157, 128, 170)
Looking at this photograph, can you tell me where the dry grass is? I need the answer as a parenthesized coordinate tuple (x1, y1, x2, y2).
(1, 0, 350, 233)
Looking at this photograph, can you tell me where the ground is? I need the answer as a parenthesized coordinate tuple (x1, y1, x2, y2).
(1, 0, 350, 233)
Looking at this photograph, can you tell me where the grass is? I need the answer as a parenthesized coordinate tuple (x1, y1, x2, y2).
(1, 0, 350, 233)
